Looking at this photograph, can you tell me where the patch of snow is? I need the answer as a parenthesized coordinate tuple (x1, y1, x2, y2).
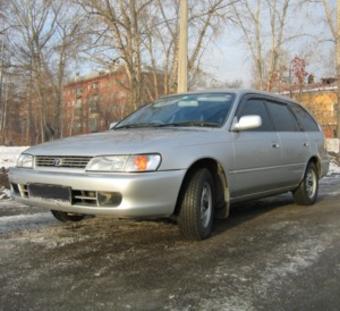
(0, 212, 54, 234)
(0, 187, 10, 200)
(327, 190, 340, 196)
(328, 160, 340, 176)
(326, 138, 340, 154)
(0, 146, 29, 169)
(264, 241, 325, 281)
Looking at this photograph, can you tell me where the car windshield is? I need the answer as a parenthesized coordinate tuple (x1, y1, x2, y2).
(115, 93, 235, 129)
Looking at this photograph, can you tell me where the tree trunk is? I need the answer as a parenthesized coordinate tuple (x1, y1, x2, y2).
(336, 0, 340, 139)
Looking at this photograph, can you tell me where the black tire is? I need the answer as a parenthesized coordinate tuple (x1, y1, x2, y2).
(178, 168, 215, 240)
(51, 210, 85, 222)
(293, 162, 319, 205)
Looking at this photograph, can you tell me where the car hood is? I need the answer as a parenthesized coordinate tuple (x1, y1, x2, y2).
(26, 128, 227, 156)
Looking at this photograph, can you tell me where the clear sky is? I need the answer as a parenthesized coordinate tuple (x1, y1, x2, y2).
(198, 0, 336, 88)
(202, 28, 252, 86)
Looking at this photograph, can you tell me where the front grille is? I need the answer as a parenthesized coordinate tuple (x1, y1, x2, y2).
(35, 156, 92, 169)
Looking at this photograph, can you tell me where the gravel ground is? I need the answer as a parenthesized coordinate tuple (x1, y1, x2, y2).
(1, 174, 340, 311)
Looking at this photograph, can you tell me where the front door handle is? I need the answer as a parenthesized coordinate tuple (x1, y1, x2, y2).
(272, 143, 280, 149)
(304, 142, 310, 147)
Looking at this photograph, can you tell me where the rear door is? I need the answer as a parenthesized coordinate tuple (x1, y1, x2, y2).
(290, 103, 327, 174)
(265, 100, 309, 187)
(230, 96, 283, 197)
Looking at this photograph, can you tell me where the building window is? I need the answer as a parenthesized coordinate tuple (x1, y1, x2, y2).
(88, 95, 99, 113)
(89, 103, 97, 113)
(92, 81, 99, 89)
(89, 117, 98, 132)
(74, 108, 82, 118)
(72, 120, 81, 130)
(76, 87, 83, 97)
(75, 99, 82, 108)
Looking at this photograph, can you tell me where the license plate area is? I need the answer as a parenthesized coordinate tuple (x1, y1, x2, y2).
(28, 184, 71, 202)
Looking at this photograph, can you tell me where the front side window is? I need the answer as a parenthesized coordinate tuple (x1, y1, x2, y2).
(291, 104, 319, 132)
(115, 93, 235, 129)
(266, 101, 300, 132)
(236, 99, 274, 131)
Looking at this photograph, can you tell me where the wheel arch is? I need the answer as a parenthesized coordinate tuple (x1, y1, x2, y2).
(307, 155, 322, 177)
(173, 157, 230, 219)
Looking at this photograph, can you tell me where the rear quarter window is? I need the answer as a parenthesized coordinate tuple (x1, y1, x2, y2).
(291, 104, 320, 132)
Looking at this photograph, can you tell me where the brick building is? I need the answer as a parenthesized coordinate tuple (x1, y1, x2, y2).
(63, 68, 164, 136)
(281, 82, 338, 138)
(293, 87, 337, 138)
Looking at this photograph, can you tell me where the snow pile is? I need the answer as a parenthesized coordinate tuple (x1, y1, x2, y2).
(0, 146, 29, 200)
(0, 146, 29, 169)
(325, 138, 340, 154)
(328, 160, 340, 175)
(0, 187, 10, 200)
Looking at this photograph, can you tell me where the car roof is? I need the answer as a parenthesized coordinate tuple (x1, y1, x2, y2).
(160, 89, 297, 105)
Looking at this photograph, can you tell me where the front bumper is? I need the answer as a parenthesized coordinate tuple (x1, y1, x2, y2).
(9, 168, 186, 218)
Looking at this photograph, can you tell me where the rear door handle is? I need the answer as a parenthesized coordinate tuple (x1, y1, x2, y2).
(272, 143, 280, 149)
(304, 142, 310, 147)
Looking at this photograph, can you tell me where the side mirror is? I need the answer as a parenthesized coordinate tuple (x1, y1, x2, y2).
(232, 115, 262, 132)
(109, 122, 118, 130)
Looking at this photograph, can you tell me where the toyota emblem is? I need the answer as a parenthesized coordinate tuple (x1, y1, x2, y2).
(54, 158, 63, 167)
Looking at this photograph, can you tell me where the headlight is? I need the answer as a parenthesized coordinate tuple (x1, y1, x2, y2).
(17, 154, 34, 168)
(86, 154, 161, 172)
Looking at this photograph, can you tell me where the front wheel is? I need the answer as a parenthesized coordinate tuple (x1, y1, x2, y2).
(293, 163, 319, 205)
(178, 168, 215, 240)
(51, 210, 85, 222)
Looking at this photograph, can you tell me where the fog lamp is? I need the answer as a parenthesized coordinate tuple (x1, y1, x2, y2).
(97, 192, 122, 207)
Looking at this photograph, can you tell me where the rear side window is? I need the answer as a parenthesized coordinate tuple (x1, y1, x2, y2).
(291, 104, 319, 132)
(237, 99, 274, 131)
(266, 101, 299, 132)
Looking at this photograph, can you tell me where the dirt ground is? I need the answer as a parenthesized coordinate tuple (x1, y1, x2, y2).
(1, 174, 340, 311)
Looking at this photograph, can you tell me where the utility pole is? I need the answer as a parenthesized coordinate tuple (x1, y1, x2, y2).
(0, 39, 4, 133)
(177, 0, 188, 93)
(336, 0, 340, 138)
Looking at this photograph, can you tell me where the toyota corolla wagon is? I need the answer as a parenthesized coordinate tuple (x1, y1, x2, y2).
(9, 90, 329, 240)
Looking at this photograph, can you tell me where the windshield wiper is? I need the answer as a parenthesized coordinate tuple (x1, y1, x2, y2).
(157, 121, 220, 128)
(115, 121, 220, 129)
(114, 122, 164, 130)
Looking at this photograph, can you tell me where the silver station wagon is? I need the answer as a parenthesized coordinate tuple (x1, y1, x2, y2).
(9, 90, 329, 240)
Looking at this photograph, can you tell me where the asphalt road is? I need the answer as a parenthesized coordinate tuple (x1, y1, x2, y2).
(1, 174, 340, 311)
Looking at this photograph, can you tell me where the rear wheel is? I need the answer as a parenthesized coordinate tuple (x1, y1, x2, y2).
(293, 162, 319, 205)
(178, 168, 215, 240)
(51, 210, 85, 222)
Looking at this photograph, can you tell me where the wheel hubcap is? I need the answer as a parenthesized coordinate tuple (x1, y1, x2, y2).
(306, 169, 317, 199)
(200, 182, 212, 228)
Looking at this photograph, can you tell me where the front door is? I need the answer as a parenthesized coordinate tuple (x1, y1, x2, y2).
(229, 97, 282, 198)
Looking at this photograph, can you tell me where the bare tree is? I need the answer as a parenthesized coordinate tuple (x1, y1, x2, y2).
(78, 0, 150, 110)
(78, 0, 236, 110)
(51, 3, 90, 138)
(2, 0, 89, 143)
(5, 0, 60, 143)
(232, 0, 296, 91)
(306, 0, 340, 138)
(150, 0, 237, 94)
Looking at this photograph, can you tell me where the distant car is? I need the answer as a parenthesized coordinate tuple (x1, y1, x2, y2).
(9, 90, 329, 240)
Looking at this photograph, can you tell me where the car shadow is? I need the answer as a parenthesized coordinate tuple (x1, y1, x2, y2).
(212, 194, 295, 237)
